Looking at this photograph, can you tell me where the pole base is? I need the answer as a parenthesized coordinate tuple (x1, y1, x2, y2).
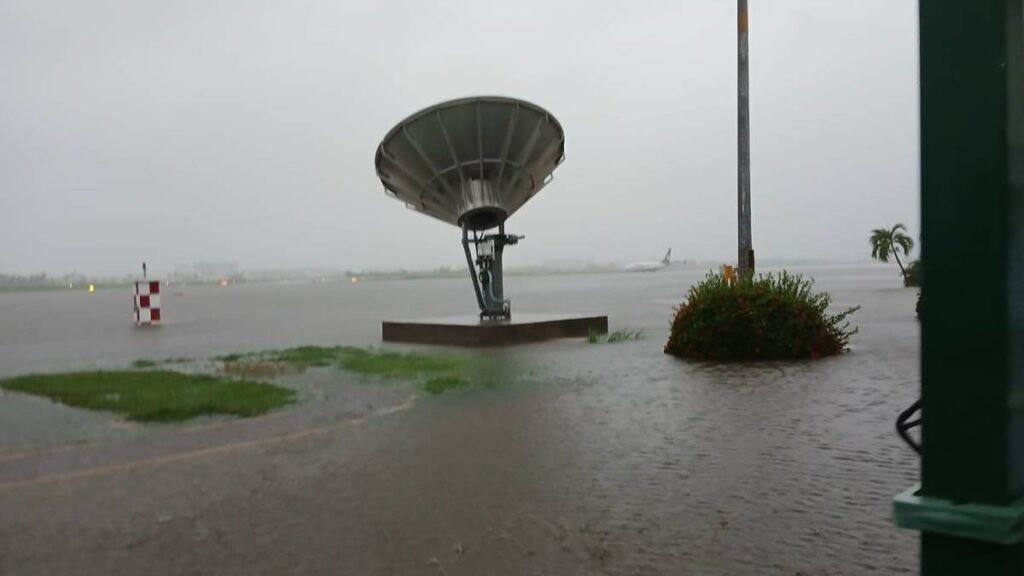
(894, 484, 1024, 545)
(382, 313, 608, 347)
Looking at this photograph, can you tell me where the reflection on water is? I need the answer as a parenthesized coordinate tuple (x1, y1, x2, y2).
(0, 266, 919, 575)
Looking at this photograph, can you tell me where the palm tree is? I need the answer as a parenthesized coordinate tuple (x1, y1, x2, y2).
(870, 223, 915, 283)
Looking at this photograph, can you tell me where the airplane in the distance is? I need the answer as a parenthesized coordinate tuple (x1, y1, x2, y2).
(625, 249, 672, 272)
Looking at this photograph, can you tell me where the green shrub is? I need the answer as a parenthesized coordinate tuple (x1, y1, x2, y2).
(664, 271, 859, 361)
(904, 259, 922, 287)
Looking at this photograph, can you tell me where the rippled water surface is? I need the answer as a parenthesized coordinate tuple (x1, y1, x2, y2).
(0, 266, 920, 575)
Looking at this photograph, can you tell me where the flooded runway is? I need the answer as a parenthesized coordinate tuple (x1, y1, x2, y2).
(0, 265, 920, 574)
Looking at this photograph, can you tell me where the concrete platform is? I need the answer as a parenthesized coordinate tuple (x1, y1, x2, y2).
(382, 313, 608, 346)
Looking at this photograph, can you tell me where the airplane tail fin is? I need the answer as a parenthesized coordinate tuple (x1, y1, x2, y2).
(662, 248, 672, 265)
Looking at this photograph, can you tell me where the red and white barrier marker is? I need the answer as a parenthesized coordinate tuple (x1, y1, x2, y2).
(133, 280, 162, 325)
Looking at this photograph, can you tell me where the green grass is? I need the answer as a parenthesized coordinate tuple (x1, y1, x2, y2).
(131, 359, 158, 369)
(588, 328, 644, 344)
(0, 371, 295, 422)
(219, 345, 471, 394)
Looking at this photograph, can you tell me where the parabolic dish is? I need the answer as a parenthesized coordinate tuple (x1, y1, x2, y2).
(374, 96, 565, 231)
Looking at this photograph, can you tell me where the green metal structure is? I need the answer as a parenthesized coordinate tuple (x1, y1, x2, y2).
(894, 1, 1024, 573)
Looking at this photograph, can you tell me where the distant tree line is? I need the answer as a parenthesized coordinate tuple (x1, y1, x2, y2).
(0, 272, 93, 291)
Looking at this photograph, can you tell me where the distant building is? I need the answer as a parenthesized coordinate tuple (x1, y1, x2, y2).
(193, 262, 238, 279)
(171, 263, 194, 279)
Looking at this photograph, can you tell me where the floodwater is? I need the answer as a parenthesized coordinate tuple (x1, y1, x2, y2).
(0, 265, 920, 575)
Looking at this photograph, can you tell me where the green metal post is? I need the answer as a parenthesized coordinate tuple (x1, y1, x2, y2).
(894, 1, 1024, 574)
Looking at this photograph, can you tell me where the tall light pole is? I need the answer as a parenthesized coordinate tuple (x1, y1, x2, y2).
(737, 0, 754, 276)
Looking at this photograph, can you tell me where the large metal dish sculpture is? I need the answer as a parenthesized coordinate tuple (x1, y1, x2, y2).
(374, 96, 565, 319)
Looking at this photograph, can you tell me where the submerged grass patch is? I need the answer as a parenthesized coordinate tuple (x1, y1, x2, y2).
(0, 371, 295, 422)
(220, 360, 298, 379)
(215, 347, 340, 367)
(336, 347, 465, 379)
(588, 328, 644, 344)
(422, 375, 472, 394)
(131, 357, 192, 369)
(219, 345, 472, 394)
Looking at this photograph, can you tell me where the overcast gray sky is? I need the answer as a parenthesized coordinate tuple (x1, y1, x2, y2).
(0, 0, 919, 276)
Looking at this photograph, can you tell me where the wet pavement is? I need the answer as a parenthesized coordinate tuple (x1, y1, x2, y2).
(0, 266, 920, 574)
